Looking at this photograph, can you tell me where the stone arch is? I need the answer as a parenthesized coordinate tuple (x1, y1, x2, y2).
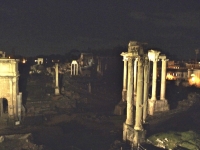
(2, 98, 8, 114)
(0, 98, 8, 117)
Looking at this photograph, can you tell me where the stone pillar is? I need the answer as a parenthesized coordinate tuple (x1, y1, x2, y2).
(142, 56, 150, 123)
(134, 56, 144, 131)
(9, 78, 14, 119)
(160, 55, 167, 100)
(151, 60, 158, 100)
(17, 92, 22, 122)
(122, 55, 128, 101)
(125, 56, 134, 126)
(55, 63, 60, 95)
(133, 58, 138, 96)
(148, 50, 160, 115)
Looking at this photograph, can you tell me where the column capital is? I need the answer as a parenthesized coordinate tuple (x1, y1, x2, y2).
(148, 50, 160, 61)
(122, 56, 128, 61)
(159, 55, 168, 61)
(120, 52, 139, 60)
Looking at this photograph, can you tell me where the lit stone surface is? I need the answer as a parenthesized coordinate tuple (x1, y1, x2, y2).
(0, 58, 22, 123)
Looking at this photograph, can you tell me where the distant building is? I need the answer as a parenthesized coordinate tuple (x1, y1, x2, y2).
(37, 58, 43, 65)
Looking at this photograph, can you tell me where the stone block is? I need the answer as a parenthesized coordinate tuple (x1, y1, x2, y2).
(154, 100, 169, 112)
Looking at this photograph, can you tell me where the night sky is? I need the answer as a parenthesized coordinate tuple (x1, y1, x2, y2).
(0, 0, 200, 59)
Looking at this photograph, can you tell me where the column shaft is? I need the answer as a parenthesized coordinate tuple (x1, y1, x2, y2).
(160, 59, 167, 100)
(55, 63, 59, 87)
(125, 57, 134, 125)
(143, 58, 150, 123)
(151, 60, 157, 100)
(55, 63, 60, 95)
(133, 58, 138, 95)
(134, 57, 144, 130)
(122, 57, 128, 101)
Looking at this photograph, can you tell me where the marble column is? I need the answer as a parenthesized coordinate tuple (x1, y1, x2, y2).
(55, 63, 60, 95)
(151, 60, 158, 100)
(160, 55, 167, 100)
(122, 55, 128, 101)
(133, 58, 138, 96)
(134, 56, 144, 131)
(148, 50, 160, 115)
(142, 56, 150, 123)
(125, 56, 134, 126)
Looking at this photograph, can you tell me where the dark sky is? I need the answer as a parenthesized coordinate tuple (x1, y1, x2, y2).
(0, 0, 200, 59)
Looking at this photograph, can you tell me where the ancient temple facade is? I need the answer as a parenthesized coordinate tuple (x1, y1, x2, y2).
(0, 57, 22, 124)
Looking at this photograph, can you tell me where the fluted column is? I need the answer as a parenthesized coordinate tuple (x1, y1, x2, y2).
(142, 56, 150, 123)
(55, 63, 60, 95)
(125, 56, 134, 125)
(122, 56, 128, 101)
(160, 55, 167, 100)
(134, 56, 144, 131)
(133, 58, 138, 96)
(151, 60, 158, 100)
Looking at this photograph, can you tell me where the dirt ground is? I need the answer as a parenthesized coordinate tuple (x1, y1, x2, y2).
(1, 73, 200, 150)
(0, 73, 127, 150)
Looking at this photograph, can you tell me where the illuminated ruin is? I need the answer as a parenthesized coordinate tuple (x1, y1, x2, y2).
(113, 41, 170, 146)
(0, 52, 23, 124)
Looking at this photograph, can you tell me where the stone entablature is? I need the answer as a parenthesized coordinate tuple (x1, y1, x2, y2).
(0, 59, 19, 76)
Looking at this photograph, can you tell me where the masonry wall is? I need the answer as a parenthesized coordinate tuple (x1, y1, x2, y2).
(0, 59, 20, 120)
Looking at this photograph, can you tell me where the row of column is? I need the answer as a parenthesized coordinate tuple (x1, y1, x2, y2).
(121, 51, 168, 105)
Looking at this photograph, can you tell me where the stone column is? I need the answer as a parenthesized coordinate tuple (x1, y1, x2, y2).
(76, 63, 79, 75)
(122, 55, 128, 101)
(125, 56, 134, 126)
(148, 50, 160, 115)
(160, 55, 167, 100)
(133, 58, 138, 96)
(17, 92, 22, 122)
(74, 64, 76, 75)
(134, 56, 144, 131)
(142, 56, 150, 123)
(9, 78, 14, 119)
(55, 63, 60, 95)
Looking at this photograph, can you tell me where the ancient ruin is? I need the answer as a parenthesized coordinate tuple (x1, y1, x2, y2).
(113, 41, 170, 146)
(54, 63, 60, 95)
(0, 52, 23, 124)
(71, 60, 79, 76)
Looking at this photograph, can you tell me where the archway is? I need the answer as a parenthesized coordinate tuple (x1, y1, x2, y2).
(0, 98, 8, 117)
(3, 98, 8, 113)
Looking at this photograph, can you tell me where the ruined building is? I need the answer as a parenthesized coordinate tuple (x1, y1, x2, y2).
(114, 41, 169, 146)
(0, 51, 23, 124)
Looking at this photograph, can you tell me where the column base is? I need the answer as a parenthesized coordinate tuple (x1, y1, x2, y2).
(114, 100, 126, 115)
(55, 87, 60, 95)
(148, 99, 169, 115)
(123, 123, 146, 146)
(154, 99, 169, 112)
